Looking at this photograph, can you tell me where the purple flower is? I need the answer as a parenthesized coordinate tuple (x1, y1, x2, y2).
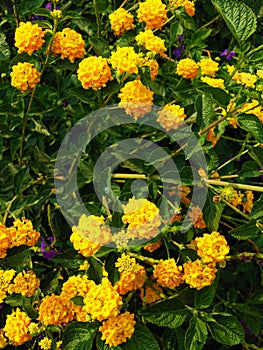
(40, 237, 58, 260)
(220, 49, 236, 61)
(173, 48, 182, 57)
(45, 2, 52, 10)
(177, 34, 184, 42)
(0, 303, 4, 310)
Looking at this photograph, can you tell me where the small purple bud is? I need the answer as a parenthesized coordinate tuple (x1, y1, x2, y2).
(177, 34, 184, 42)
(45, 2, 52, 10)
(226, 51, 236, 61)
(173, 48, 182, 57)
(220, 49, 228, 57)
(0, 303, 4, 310)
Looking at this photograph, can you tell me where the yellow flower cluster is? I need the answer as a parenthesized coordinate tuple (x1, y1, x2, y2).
(38, 294, 74, 325)
(3, 308, 32, 346)
(220, 187, 254, 213)
(8, 270, 40, 297)
(51, 9, 62, 19)
(201, 76, 225, 89)
(0, 219, 40, 258)
(109, 8, 135, 36)
(137, 0, 168, 30)
(77, 56, 113, 90)
(183, 260, 217, 290)
(140, 284, 163, 304)
(70, 214, 111, 256)
(227, 66, 258, 89)
(114, 254, 146, 294)
(52, 28, 85, 63)
(122, 198, 161, 240)
(176, 58, 199, 79)
(99, 312, 136, 347)
(83, 277, 122, 321)
(110, 46, 141, 75)
(60, 275, 95, 321)
(144, 238, 162, 252)
(0, 223, 12, 259)
(122, 198, 159, 227)
(199, 58, 219, 77)
(118, 80, 154, 119)
(153, 258, 184, 289)
(39, 337, 53, 350)
(0, 329, 7, 349)
(141, 58, 159, 81)
(193, 231, 230, 264)
(136, 30, 167, 56)
(14, 21, 45, 55)
(0, 269, 16, 303)
(170, 0, 195, 16)
(187, 205, 206, 229)
(240, 100, 263, 124)
(157, 103, 187, 131)
(10, 62, 41, 92)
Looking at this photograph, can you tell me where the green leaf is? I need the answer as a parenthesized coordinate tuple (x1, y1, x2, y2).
(70, 87, 96, 104)
(162, 328, 185, 350)
(122, 323, 161, 350)
(195, 95, 214, 130)
(195, 285, 216, 309)
(248, 51, 263, 62)
(203, 192, 224, 231)
(206, 314, 245, 345)
(52, 249, 84, 269)
(249, 290, 263, 305)
(238, 115, 263, 143)
(5, 294, 23, 307)
(249, 195, 263, 220)
(211, 0, 257, 45)
(140, 299, 189, 329)
(196, 84, 230, 108)
(228, 219, 260, 240)
(32, 8, 53, 19)
(79, 161, 94, 183)
(62, 322, 99, 350)
(89, 37, 111, 58)
(88, 256, 103, 284)
(247, 145, 263, 169)
(239, 161, 262, 178)
(0, 246, 31, 270)
(184, 317, 207, 350)
(71, 296, 85, 307)
(40, 270, 61, 295)
(170, 22, 184, 44)
(191, 28, 212, 46)
(0, 31, 10, 61)
(96, 334, 122, 350)
(23, 297, 39, 319)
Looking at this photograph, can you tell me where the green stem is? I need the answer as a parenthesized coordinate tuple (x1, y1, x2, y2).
(18, 17, 59, 166)
(11, 0, 19, 26)
(200, 14, 220, 29)
(247, 43, 263, 58)
(93, 0, 101, 36)
(206, 179, 263, 193)
(3, 195, 18, 224)
(129, 252, 160, 265)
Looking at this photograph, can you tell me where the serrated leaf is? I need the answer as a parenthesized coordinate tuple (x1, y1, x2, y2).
(140, 299, 189, 328)
(96, 334, 122, 350)
(79, 161, 94, 183)
(5, 294, 23, 307)
(0, 31, 10, 61)
(238, 115, 263, 143)
(122, 323, 161, 350)
(211, 0, 257, 45)
(206, 314, 245, 345)
(249, 195, 263, 220)
(247, 145, 263, 169)
(195, 95, 214, 130)
(62, 322, 99, 350)
(203, 192, 224, 231)
(196, 84, 230, 108)
(228, 219, 260, 239)
(162, 328, 185, 350)
(239, 161, 262, 178)
(195, 285, 216, 309)
(184, 317, 207, 350)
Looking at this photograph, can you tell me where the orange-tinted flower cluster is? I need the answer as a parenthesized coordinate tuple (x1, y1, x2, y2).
(176, 58, 199, 79)
(137, 0, 168, 30)
(118, 80, 154, 119)
(3, 308, 32, 346)
(0, 219, 40, 258)
(136, 30, 167, 56)
(110, 46, 141, 75)
(52, 28, 85, 62)
(157, 104, 187, 131)
(153, 258, 184, 289)
(14, 22, 45, 55)
(109, 8, 135, 36)
(183, 260, 217, 290)
(8, 270, 40, 297)
(77, 56, 113, 90)
(11, 62, 41, 92)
